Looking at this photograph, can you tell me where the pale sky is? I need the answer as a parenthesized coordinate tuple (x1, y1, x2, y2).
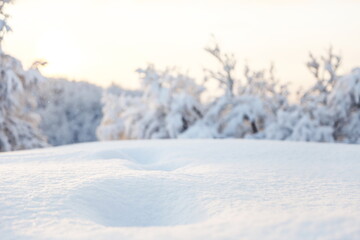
(3, 0, 360, 91)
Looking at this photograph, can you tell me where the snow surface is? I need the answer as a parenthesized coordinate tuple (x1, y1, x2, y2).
(0, 139, 360, 240)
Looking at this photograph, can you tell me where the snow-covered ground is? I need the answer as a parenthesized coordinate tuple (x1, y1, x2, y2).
(0, 139, 359, 240)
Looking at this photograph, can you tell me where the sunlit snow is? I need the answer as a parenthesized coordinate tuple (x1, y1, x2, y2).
(0, 139, 359, 239)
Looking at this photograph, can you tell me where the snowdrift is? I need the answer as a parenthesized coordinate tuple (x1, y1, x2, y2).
(0, 139, 359, 240)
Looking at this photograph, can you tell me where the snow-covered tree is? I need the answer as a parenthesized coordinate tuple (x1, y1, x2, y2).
(36, 78, 103, 146)
(0, 0, 48, 151)
(97, 65, 204, 140)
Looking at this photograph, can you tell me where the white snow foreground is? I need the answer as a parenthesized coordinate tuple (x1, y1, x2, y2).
(0, 140, 359, 240)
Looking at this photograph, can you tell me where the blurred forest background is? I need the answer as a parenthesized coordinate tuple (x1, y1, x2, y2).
(1, 0, 360, 152)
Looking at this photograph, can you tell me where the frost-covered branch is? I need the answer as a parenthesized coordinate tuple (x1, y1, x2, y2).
(0, 0, 12, 51)
(204, 39, 237, 97)
(302, 47, 342, 105)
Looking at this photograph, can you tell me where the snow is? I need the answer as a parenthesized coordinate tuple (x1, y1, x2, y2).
(0, 139, 360, 240)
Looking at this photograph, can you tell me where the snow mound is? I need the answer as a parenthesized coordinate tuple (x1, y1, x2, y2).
(69, 177, 207, 227)
(0, 139, 360, 240)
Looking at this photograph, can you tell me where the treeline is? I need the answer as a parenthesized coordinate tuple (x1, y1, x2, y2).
(2, 41, 360, 152)
(1, 0, 360, 152)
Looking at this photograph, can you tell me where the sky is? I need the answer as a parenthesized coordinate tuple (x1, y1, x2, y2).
(3, 0, 360, 91)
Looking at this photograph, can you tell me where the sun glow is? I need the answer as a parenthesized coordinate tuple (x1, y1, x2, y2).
(36, 30, 82, 77)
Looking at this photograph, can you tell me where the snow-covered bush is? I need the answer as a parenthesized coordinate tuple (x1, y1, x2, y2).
(0, 0, 48, 151)
(265, 48, 360, 144)
(183, 40, 289, 139)
(328, 68, 360, 143)
(36, 78, 103, 146)
(264, 106, 335, 142)
(97, 65, 204, 140)
(96, 86, 141, 140)
(264, 49, 341, 142)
